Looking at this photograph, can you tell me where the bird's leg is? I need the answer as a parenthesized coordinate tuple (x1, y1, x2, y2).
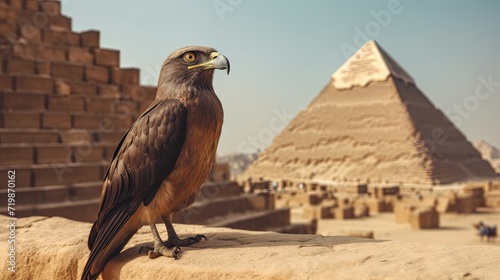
(139, 224, 181, 259)
(163, 217, 207, 248)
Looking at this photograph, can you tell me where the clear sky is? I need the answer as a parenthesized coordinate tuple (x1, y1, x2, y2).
(62, 0, 500, 155)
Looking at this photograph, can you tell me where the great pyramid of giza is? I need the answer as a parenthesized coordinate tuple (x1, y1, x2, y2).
(245, 40, 498, 185)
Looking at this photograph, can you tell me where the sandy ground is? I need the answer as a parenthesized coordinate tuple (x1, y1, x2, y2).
(316, 208, 500, 247)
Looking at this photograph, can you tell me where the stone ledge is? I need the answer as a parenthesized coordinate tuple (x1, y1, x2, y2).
(1, 215, 500, 279)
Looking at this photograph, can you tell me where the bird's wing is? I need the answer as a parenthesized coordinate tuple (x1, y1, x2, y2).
(83, 99, 187, 278)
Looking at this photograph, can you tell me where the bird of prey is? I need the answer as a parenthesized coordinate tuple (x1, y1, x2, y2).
(81, 46, 229, 280)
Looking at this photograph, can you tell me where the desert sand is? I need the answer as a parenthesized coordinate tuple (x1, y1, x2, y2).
(2, 215, 500, 280)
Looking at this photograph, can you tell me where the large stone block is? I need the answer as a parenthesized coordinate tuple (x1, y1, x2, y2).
(15, 76, 53, 93)
(0, 146, 33, 165)
(68, 81, 97, 96)
(73, 145, 104, 163)
(43, 29, 80, 46)
(48, 96, 85, 112)
(47, 15, 72, 31)
(20, 21, 42, 42)
(36, 146, 71, 164)
(71, 114, 102, 129)
(0, 167, 31, 189)
(80, 30, 99, 47)
(1, 112, 40, 128)
(111, 68, 139, 85)
(1, 92, 45, 110)
(394, 202, 416, 223)
(14, 44, 67, 62)
(99, 131, 126, 145)
(0, 75, 13, 89)
(93, 48, 120, 67)
(98, 84, 120, 97)
(365, 197, 384, 214)
(68, 47, 93, 64)
(33, 164, 103, 186)
(456, 194, 477, 213)
(373, 186, 400, 198)
(36, 60, 51, 75)
(485, 191, 500, 208)
(85, 65, 109, 83)
(58, 130, 91, 144)
(0, 131, 59, 144)
(114, 100, 140, 119)
(86, 97, 116, 113)
(51, 62, 84, 80)
(409, 207, 439, 229)
(124, 85, 156, 102)
(333, 206, 355, 220)
(38, 0, 61, 16)
(4, 58, 36, 74)
(24, 0, 39, 11)
(42, 113, 72, 129)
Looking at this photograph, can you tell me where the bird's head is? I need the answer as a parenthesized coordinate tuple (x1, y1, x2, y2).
(157, 46, 230, 99)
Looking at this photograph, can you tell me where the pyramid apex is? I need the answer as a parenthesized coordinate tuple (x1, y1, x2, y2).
(331, 41, 414, 89)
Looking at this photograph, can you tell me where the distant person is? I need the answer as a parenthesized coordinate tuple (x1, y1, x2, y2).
(474, 221, 497, 242)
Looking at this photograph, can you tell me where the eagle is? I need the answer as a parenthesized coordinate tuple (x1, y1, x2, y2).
(81, 46, 229, 280)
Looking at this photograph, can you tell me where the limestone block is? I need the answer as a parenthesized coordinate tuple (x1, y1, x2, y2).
(409, 207, 439, 229)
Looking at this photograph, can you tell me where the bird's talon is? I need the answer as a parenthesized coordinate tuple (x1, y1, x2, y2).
(172, 246, 181, 260)
(148, 250, 161, 259)
(196, 234, 207, 241)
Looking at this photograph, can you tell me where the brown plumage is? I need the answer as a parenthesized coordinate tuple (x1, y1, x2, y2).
(82, 46, 229, 280)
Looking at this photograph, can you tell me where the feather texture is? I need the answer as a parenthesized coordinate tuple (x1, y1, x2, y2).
(83, 100, 187, 279)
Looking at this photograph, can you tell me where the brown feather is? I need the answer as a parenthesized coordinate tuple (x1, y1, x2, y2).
(82, 46, 225, 280)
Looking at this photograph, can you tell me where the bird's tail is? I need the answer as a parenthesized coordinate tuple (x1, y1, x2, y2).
(81, 207, 138, 280)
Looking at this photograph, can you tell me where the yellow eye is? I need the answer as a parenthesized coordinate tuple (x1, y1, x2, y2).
(183, 52, 196, 63)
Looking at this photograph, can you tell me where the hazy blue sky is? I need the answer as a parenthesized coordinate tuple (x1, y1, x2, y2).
(63, 0, 500, 155)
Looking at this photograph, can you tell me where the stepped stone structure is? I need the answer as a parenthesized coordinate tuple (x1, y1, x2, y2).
(0, 0, 157, 221)
(245, 40, 498, 185)
(475, 140, 500, 173)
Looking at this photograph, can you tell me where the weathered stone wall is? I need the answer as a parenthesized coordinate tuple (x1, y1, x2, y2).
(0, 0, 157, 221)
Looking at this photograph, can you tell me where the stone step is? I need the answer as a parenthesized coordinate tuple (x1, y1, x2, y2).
(0, 110, 134, 129)
(0, 128, 126, 146)
(208, 208, 290, 231)
(2, 198, 100, 223)
(199, 181, 243, 199)
(0, 181, 102, 207)
(172, 194, 267, 225)
(0, 161, 106, 188)
(0, 142, 117, 165)
(1, 89, 151, 115)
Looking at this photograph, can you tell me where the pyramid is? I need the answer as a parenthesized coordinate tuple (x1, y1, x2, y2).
(245, 40, 498, 185)
(0, 1, 157, 221)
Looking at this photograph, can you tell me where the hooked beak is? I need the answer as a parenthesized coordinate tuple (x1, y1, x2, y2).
(187, 52, 230, 75)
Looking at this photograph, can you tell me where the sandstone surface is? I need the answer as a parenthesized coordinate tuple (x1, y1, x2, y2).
(2, 215, 500, 279)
